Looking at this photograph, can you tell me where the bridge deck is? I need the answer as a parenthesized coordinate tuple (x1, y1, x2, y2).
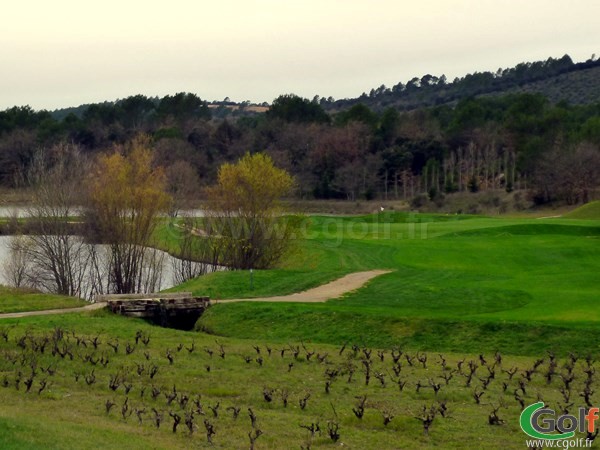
(106, 295, 210, 330)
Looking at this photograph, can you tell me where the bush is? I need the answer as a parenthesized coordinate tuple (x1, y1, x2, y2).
(410, 194, 429, 209)
(467, 176, 480, 193)
(427, 186, 438, 201)
(481, 193, 501, 208)
(444, 180, 459, 193)
(467, 203, 481, 214)
(513, 192, 527, 210)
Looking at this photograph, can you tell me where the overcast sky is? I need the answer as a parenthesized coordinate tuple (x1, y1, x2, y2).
(1, 0, 598, 110)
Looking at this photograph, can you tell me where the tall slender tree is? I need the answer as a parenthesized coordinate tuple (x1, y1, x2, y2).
(205, 152, 298, 270)
(87, 135, 172, 293)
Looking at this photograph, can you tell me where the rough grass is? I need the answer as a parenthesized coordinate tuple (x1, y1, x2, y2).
(564, 200, 600, 220)
(0, 311, 597, 449)
(0, 286, 86, 313)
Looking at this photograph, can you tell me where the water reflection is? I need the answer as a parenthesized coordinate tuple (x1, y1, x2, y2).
(0, 236, 217, 298)
(0, 206, 205, 218)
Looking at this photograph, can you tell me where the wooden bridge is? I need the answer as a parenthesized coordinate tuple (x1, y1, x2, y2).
(95, 292, 210, 330)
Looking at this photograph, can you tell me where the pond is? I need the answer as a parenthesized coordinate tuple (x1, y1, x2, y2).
(0, 206, 206, 218)
(0, 235, 218, 298)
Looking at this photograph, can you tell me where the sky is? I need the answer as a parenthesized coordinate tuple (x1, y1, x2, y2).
(0, 0, 598, 111)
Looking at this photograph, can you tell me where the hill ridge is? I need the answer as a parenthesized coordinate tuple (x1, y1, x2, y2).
(327, 55, 600, 112)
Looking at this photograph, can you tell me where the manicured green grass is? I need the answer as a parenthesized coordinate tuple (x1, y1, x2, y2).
(170, 268, 349, 300)
(173, 212, 600, 355)
(0, 311, 596, 449)
(0, 286, 87, 313)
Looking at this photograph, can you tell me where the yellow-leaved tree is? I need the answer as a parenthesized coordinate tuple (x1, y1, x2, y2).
(87, 135, 172, 293)
(205, 152, 299, 269)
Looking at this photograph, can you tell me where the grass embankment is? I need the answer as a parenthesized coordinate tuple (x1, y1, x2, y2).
(563, 200, 600, 219)
(0, 286, 86, 314)
(0, 311, 597, 449)
(155, 211, 600, 355)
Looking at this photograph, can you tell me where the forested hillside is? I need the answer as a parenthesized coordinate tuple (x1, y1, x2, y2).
(0, 56, 599, 208)
(327, 54, 600, 112)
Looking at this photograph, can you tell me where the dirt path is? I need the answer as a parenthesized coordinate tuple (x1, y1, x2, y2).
(214, 270, 392, 304)
(0, 302, 105, 319)
(0, 270, 391, 318)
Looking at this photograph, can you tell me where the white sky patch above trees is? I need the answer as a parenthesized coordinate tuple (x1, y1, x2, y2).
(0, 0, 598, 110)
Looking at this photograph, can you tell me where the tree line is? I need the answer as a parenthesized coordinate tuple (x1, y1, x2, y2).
(0, 89, 599, 206)
(327, 54, 600, 111)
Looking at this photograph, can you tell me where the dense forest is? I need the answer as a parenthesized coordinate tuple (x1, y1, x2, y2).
(0, 55, 599, 207)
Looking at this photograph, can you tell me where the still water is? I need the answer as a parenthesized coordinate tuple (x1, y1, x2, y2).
(0, 206, 205, 218)
(0, 235, 216, 296)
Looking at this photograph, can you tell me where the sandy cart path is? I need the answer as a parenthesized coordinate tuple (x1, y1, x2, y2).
(214, 270, 391, 304)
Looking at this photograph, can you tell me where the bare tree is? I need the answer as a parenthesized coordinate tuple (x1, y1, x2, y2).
(3, 235, 31, 288)
(164, 160, 200, 218)
(7, 144, 92, 297)
(138, 247, 166, 293)
(532, 143, 600, 204)
(170, 214, 221, 285)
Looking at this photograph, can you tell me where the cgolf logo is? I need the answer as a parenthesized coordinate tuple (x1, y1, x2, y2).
(520, 402, 599, 440)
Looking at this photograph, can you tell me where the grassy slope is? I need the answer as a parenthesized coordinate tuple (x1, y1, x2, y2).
(0, 286, 86, 313)
(0, 311, 595, 449)
(181, 212, 600, 355)
(563, 200, 600, 220)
